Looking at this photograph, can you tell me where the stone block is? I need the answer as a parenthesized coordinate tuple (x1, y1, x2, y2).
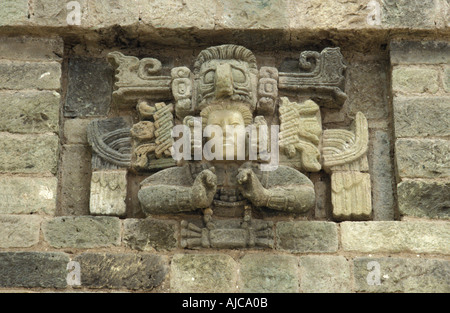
(42, 216, 121, 248)
(74, 253, 168, 290)
(0, 133, 59, 175)
(392, 66, 439, 94)
(216, 0, 288, 29)
(0, 215, 41, 248)
(59, 144, 91, 216)
(0, 37, 63, 62)
(87, 0, 139, 27)
(0, 91, 60, 134)
(140, 0, 216, 30)
(64, 57, 113, 117)
(0, 61, 61, 90)
(170, 254, 238, 293)
(299, 256, 351, 293)
(395, 138, 450, 178)
(393, 96, 450, 138)
(353, 257, 450, 293)
(345, 60, 388, 120)
(444, 66, 450, 93)
(0, 176, 57, 215)
(288, 0, 373, 29)
(381, 0, 438, 29)
(0, 252, 69, 288)
(123, 218, 178, 251)
(276, 221, 338, 253)
(390, 41, 450, 65)
(89, 170, 127, 217)
(331, 172, 372, 221)
(398, 179, 450, 219)
(341, 221, 450, 254)
(29, 0, 88, 27)
(0, 0, 28, 26)
(370, 130, 395, 221)
(63, 118, 92, 144)
(239, 254, 299, 293)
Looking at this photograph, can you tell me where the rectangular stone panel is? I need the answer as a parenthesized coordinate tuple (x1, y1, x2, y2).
(74, 253, 168, 290)
(90, 170, 127, 217)
(0, 133, 59, 174)
(395, 138, 450, 179)
(353, 257, 450, 293)
(341, 221, 450, 254)
(64, 56, 112, 117)
(390, 41, 450, 65)
(299, 256, 351, 293)
(0, 215, 41, 248)
(276, 221, 338, 253)
(0, 0, 28, 26)
(42, 216, 121, 248)
(170, 254, 238, 293)
(0, 37, 63, 62)
(123, 218, 178, 251)
(0, 252, 69, 288)
(0, 61, 61, 90)
(381, 0, 439, 29)
(239, 254, 299, 293)
(0, 91, 60, 134)
(392, 66, 439, 94)
(397, 179, 450, 219)
(393, 97, 450, 138)
(0, 176, 57, 215)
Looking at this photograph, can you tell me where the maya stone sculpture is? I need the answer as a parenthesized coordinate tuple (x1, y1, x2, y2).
(87, 44, 371, 249)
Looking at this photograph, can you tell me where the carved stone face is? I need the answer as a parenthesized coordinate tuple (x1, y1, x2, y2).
(197, 59, 256, 108)
(206, 108, 247, 160)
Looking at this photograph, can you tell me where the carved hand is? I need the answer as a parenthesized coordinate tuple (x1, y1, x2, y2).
(191, 169, 217, 209)
(237, 168, 268, 207)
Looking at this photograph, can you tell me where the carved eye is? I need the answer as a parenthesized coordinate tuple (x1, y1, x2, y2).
(231, 67, 246, 83)
(203, 70, 215, 84)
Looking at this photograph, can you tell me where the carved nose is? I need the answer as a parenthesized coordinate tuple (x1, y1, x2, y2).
(215, 63, 233, 98)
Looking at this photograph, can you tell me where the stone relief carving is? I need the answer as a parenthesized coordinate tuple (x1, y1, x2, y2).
(86, 44, 372, 249)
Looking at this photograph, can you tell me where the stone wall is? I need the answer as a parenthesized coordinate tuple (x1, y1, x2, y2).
(0, 0, 449, 293)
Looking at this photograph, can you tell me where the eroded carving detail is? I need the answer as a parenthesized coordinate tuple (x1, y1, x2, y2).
(89, 170, 127, 217)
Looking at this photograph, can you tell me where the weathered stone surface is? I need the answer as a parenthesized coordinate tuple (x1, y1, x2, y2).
(345, 60, 388, 120)
(123, 218, 178, 251)
(170, 254, 238, 293)
(29, 0, 88, 27)
(381, 0, 439, 29)
(87, 0, 139, 27)
(74, 253, 168, 290)
(0, 215, 41, 248)
(393, 97, 450, 138)
(0, 176, 57, 215)
(0, 133, 59, 174)
(276, 221, 338, 253)
(0, 252, 69, 288)
(444, 66, 450, 93)
(353, 257, 450, 293)
(64, 57, 113, 117)
(341, 221, 450, 254)
(90, 170, 127, 217)
(390, 41, 450, 65)
(0, 37, 63, 61)
(0, 0, 28, 26)
(239, 254, 298, 293)
(0, 91, 60, 134)
(63, 118, 92, 144)
(331, 172, 372, 221)
(392, 66, 439, 94)
(398, 179, 450, 219)
(140, 0, 215, 30)
(0, 61, 61, 90)
(395, 138, 450, 178)
(216, 0, 288, 29)
(299, 256, 351, 293)
(59, 144, 91, 216)
(370, 130, 395, 221)
(42, 216, 121, 248)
